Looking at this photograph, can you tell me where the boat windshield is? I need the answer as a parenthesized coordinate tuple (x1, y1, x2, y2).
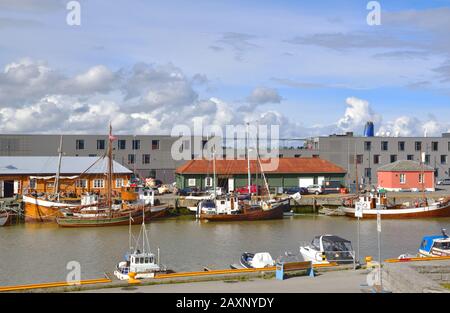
(322, 237, 353, 252)
(433, 241, 450, 250)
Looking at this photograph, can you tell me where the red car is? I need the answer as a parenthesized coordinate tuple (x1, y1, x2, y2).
(235, 185, 260, 194)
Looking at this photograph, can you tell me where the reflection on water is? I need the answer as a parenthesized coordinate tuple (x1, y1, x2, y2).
(0, 215, 449, 286)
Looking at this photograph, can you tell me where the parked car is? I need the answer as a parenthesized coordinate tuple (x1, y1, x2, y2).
(322, 181, 344, 194)
(177, 187, 200, 196)
(284, 187, 308, 195)
(437, 179, 450, 186)
(307, 185, 323, 195)
(235, 185, 260, 194)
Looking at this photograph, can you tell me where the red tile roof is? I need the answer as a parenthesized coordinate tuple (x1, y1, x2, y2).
(176, 157, 346, 175)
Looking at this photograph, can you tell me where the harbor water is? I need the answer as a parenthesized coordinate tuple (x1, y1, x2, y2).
(0, 215, 449, 286)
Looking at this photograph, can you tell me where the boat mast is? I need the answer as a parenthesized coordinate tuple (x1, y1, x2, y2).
(107, 124, 113, 213)
(246, 123, 251, 196)
(213, 144, 217, 200)
(54, 135, 63, 200)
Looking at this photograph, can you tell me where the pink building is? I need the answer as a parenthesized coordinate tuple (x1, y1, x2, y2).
(377, 160, 435, 192)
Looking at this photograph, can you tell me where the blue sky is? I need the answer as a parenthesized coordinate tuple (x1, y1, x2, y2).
(0, 0, 449, 136)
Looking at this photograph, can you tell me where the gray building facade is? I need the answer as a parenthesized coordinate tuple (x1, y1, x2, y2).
(309, 132, 450, 187)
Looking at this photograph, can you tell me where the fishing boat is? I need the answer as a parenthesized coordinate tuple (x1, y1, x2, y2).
(199, 123, 289, 222)
(418, 229, 450, 258)
(240, 252, 275, 269)
(122, 187, 170, 219)
(340, 192, 450, 219)
(114, 210, 167, 280)
(300, 235, 355, 265)
(56, 125, 151, 228)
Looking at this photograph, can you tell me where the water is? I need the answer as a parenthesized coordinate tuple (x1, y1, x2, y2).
(0, 215, 449, 286)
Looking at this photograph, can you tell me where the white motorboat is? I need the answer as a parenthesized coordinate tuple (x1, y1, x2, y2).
(418, 229, 450, 258)
(300, 235, 355, 265)
(240, 252, 275, 269)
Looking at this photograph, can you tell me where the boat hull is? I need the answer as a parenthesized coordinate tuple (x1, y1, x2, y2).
(150, 204, 170, 219)
(23, 195, 76, 223)
(200, 204, 285, 222)
(0, 212, 11, 226)
(56, 207, 151, 228)
(341, 203, 450, 219)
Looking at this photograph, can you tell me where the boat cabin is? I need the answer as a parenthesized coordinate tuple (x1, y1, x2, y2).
(419, 233, 450, 257)
(125, 251, 160, 274)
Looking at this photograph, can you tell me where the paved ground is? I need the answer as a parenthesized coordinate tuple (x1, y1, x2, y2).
(81, 270, 370, 293)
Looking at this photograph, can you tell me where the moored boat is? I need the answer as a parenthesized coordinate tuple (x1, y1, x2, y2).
(0, 211, 10, 226)
(340, 193, 450, 219)
(300, 235, 355, 265)
(114, 210, 167, 280)
(240, 252, 275, 269)
(418, 229, 450, 258)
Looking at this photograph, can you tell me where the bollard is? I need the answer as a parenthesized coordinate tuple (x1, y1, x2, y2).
(128, 272, 141, 284)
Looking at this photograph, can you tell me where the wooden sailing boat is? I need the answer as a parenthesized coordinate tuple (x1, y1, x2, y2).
(23, 136, 80, 223)
(200, 123, 288, 222)
(56, 124, 152, 228)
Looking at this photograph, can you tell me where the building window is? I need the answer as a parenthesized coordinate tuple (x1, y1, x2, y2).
(407, 155, 414, 161)
(115, 178, 124, 188)
(118, 140, 126, 150)
(93, 179, 104, 189)
(142, 154, 151, 164)
(181, 140, 190, 152)
(400, 174, 406, 184)
(415, 141, 422, 151)
(364, 168, 372, 179)
(128, 154, 135, 164)
(97, 139, 105, 150)
(205, 177, 213, 187)
(29, 178, 36, 189)
(398, 141, 405, 151)
(441, 155, 448, 165)
(188, 178, 196, 187)
(364, 141, 371, 151)
(435, 169, 439, 178)
(356, 155, 363, 164)
(132, 139, 140, 150)
(76, 139, 85, 150)
(390, 155, 397, 163)
(381, 141, 388, 151)
(424, 154, 431, 165)
(152, 140, 160, 150)
(432, 142, 439, 151)
(448, 142, 450, 152)
(294, 154, 301, 158)
(419, 174, 424, 184)
(373, 155, 380, 165)
(279, 154, 284, 158)
(75, 179, 87, 188)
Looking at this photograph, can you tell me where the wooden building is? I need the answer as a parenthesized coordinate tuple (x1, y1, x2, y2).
(0, 156, 132, 198)
(377, 160, 435, 192)
(175, 157, 346, 192)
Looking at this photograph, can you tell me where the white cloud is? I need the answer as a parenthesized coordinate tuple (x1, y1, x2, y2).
(337, 97, 381, 131)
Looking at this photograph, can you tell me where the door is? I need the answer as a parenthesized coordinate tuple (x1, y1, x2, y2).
(3, 180, 14, 198)
(299, 178, 314, 188)
(228, 178, 235, 192)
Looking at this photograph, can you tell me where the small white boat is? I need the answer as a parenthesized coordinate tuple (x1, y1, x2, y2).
(114, 210, 167, 280)
(300, 235, 355, 265)
(418, 229, 450, 258)
(240, 252, 275, 269)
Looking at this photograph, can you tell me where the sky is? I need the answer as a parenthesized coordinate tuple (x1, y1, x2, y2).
(0, 0, 450, 137)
